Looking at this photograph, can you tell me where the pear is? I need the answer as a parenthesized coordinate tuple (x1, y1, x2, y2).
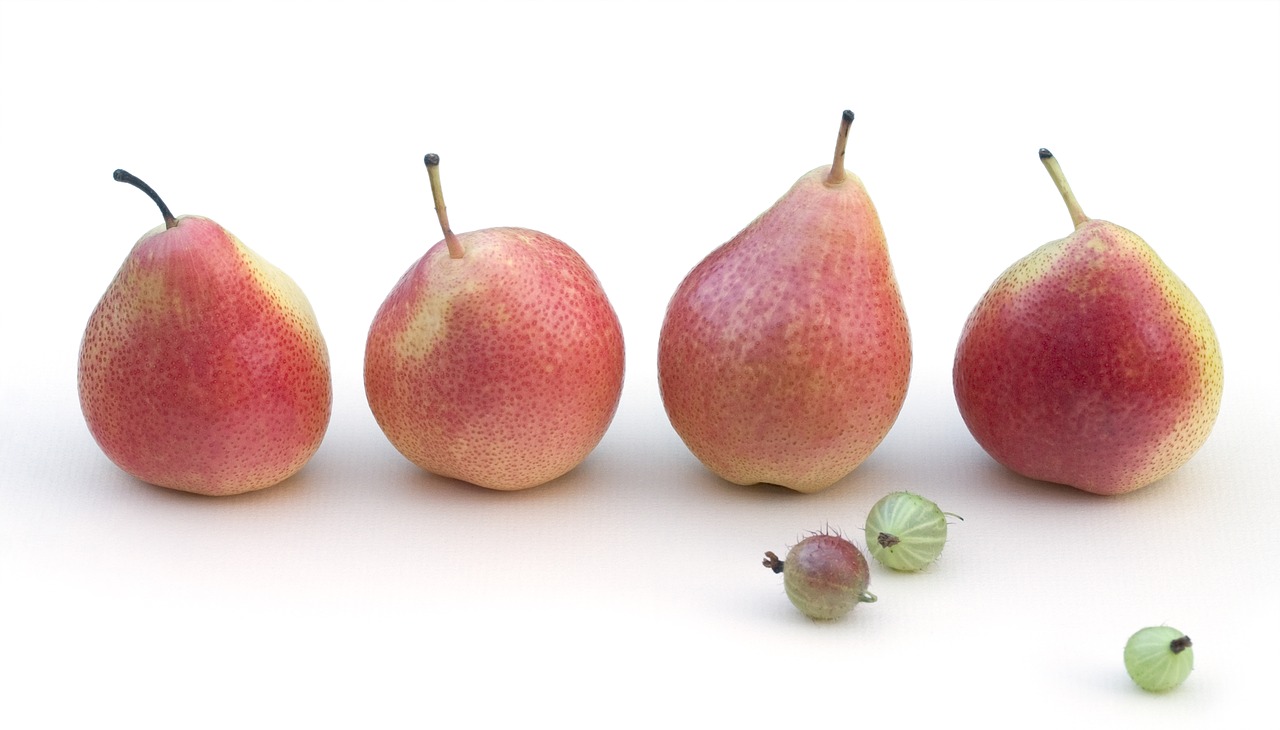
(79, 170, 332, 496)
(952, 149, 1223, 495)
(363, 154, 625, 490)
(657, 111, 912, 493)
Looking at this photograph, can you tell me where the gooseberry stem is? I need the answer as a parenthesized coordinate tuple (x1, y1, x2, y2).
(424, 153, 464, 259)
(877, 532, 900, 548)
(1170, 636, 1192, 654)
(113, 169, 177, 230)
(762, 551, 784, 574)
(825, 109, 854, 186)
(1039, 148, 1090, 229)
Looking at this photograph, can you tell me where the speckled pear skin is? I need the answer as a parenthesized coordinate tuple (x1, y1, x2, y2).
(658, 164, 912, 494)
(78, 216, 333, 496)
(953, 157, 1223, 495)
(363, 227, 625, 491)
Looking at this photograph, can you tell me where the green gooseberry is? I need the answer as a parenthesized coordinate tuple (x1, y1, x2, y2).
(864, 491, 960, 571)
(1124, 626, 1194, 692)
(763, 531, 877, 620)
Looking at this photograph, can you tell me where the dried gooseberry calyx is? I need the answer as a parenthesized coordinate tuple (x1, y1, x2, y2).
(864, 491, 961, 572)
(1124, 626, 1194, 692)
(763, 531, 876, 620)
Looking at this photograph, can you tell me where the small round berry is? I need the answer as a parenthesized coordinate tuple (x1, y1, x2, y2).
(763, 532, 876, 620)
(1124, 626, 1194, 692)
(864, 491, 958, 572)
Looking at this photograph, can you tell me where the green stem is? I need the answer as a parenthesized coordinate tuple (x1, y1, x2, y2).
(826, 110, 854, 185)
(424, 154, 464, 259)
(1038, 149, 1089, 228)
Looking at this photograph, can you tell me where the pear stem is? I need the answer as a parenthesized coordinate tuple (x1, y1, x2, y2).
(113, 169, 177, 230)
(1038, 149, 1089, 228)
(424, 154, 464, 259)
(825, 109, 854, 185)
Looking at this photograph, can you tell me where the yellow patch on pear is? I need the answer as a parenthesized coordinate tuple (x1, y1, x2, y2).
(235, 232, 325, 342)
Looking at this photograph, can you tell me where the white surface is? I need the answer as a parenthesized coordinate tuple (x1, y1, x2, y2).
(2, 0, 1277, 726)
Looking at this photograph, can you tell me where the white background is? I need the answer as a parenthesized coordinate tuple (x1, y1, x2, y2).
(2, 0, 1277, 726)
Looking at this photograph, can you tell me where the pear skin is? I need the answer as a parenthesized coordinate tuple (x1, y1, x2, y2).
(363, 155, 625, 491)
(952, 150, 1223, 495)
(658, 112, 912, 493)
(79, 171, 332, 496)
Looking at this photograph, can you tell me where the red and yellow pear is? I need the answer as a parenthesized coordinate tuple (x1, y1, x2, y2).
(952, 149, 1223, 495)
(79, 170, 332, 496)
(658, 111, 912, 493)
(363, 154, 625, 490)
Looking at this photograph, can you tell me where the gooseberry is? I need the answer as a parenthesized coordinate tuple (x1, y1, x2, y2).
(1124, 626, 1194, 692)
(864, 491, 959, 572)
(763, 531, 876, 620)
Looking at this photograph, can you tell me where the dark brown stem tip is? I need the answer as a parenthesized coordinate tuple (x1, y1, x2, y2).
(113, 168, 177, 230)
(1039, 148, 1054, 159)
(877, 532, 901, 549)
(762, 551, 784, 574)
(842, 109, 854, 122)
(424, 153, 440, 167)
(1170, 636, 1192, 654)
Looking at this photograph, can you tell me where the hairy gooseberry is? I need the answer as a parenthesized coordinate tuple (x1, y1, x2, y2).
(864, 491, 959, 572)
(1124, 626, 1194, 692)
(763, 532, 877, 620)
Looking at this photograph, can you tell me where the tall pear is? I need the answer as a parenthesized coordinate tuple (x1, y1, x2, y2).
(658, 111, 912, 493)
(953, 149, 1223, 495)
(79, 170, 332, 496)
